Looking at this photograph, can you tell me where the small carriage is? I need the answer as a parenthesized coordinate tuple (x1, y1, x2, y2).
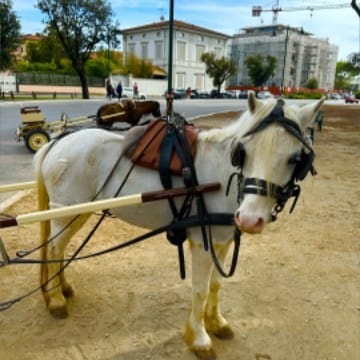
(15, 106, 95, 153)
(15, 100, 162, 153)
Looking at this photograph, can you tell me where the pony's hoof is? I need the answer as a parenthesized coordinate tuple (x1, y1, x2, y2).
(62, 284, 74, 298)
(192, 347, 217, 360)
(213, 325, 234, 339)
(48, 298, 68, 319)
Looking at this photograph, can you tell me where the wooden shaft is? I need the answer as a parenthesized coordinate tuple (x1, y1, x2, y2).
(0, 181, 36, 193)
(16, 194, 143, 225)
(0, 183, 220, 228)
(99, 111, 126, 120)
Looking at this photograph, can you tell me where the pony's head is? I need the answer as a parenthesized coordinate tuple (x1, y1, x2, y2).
(231, 91, 325, 234)
(150, 100, 162, 118)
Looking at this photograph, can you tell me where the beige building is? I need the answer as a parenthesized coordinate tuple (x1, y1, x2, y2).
(13, 34, 42, 61)
(230, 25, 338, 90)
(121, 19, 230, 91)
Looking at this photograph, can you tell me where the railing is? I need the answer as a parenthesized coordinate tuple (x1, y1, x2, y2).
(0, 91, 79, 100)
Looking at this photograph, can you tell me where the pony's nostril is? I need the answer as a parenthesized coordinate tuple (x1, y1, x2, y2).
(255, 217, 264, 228)
(235, 210, 240, 219)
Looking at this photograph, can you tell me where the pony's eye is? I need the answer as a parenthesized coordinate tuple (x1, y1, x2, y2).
(288, 153, 301, 165)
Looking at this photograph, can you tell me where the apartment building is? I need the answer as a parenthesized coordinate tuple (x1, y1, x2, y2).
(230, 25, 338, 90)
(121, 19, 230, 91)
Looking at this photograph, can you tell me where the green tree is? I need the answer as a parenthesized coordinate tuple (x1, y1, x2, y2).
(346, 52, 360, 74)
(37, 0, 121, 99)
(0, 0, 21, 70)
(305, 77, 319, 90)
(85, 50, 122, 77)
(38, 28, 68, 66)
(335, 60, 357, 90)
(200, 52, 237, 96)
(124, 53, 153, 78)
(244, 55, 277, 88)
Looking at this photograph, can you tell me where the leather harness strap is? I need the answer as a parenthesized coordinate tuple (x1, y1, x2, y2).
(158, 115, 241, 279)
(159, 116, 210, 279)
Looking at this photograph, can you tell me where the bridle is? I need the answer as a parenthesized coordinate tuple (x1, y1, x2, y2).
(227, 99, 316, 221)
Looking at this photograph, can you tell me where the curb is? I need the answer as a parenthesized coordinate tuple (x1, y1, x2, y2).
(0, 189, 33, 213)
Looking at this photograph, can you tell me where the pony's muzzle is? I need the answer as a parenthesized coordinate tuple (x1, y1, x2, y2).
(234, 210, 264, 234)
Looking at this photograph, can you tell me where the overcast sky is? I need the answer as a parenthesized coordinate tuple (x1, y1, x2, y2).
(12, 0, 360, 60)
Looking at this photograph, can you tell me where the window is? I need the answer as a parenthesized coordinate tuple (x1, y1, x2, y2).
(195, 74, 205, 89)
(155, 41, 163, 60)
(214, 47, 222, 58)
(128, 43, 135, 55)
(141, 42, 148, 59)
(177, 41, 186, 61)
(196, 44, 205, 63)
(176, 73, 185, 89)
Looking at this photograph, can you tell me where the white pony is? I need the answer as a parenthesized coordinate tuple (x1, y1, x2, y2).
(34, 92, 324, 359)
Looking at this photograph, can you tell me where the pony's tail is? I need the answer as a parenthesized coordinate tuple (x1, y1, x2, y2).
(33, 144, 51, 302)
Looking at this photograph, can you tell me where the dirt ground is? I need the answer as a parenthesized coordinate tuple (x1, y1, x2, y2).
(0, 104, 359, 360)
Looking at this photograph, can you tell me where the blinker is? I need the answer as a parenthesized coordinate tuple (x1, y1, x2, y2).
(231, 142, 246, 168)
(293, 151, 315, 181)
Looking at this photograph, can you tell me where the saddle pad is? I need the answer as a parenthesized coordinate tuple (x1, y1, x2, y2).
(130, 119, 199, 175)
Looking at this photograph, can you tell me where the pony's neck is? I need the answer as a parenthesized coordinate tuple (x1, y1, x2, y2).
(197, 111, 246, 144)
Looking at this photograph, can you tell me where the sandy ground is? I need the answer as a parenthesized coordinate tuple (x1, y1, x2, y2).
(0, 104, 359, 360)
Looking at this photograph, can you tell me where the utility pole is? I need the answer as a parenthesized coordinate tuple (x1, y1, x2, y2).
(281, 26, 289, 95)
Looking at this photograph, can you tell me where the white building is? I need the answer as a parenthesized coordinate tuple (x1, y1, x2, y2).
(230, 25, 338, 91)
(121, 19, 230, 91)
(121, 21, 338, 92)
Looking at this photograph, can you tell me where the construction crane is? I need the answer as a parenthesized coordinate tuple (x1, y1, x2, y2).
(252, 1, 352, 25)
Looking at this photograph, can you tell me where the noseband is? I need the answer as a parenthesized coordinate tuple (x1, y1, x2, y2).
(227, 99, 315, 221)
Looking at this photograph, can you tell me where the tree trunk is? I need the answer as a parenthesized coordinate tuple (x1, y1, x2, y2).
(217, 84, 221, 98)
(77, 69, 90, 99)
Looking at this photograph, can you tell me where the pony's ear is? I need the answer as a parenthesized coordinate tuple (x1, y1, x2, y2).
(298, 97, 326, 128)
(248, 91, 262, 114)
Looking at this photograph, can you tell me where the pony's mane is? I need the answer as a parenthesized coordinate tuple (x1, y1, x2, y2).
(197, 98, 302, 145)
(197, 98, 277, 144)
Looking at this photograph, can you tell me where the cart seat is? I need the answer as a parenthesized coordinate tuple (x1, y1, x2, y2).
(20, 106, 45, 124)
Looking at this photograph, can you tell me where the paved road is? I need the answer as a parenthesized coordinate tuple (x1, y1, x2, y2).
(0, 97, 248, 202)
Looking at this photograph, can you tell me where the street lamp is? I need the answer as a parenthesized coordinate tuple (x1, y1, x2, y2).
(0, 0, 6, 71)
(106, 28, 111, 78)
(281, 26, 290, 96)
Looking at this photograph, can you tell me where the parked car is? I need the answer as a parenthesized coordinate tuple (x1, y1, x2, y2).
(238, 90, 249, 99)
(121, 86, 147, 99)
(210, 89, 236, 99)
(197, 90, 210, 98)
(329, 93, 342, 100)
(257, 91, 274, 99)
(163, 89, 187, 99)
(224, 90, 237, 98)
(344, 95, 359, 104)
(190, 89, 210, 99)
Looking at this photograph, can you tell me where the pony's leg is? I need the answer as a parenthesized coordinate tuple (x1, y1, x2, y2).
(59, 260, 74, 298)
(184, 238, 216, 360)
(41, 214, 90, 318)
(205, 240, 234, 339)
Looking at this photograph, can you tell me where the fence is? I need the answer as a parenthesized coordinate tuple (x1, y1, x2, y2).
(17, 72, 104, 87)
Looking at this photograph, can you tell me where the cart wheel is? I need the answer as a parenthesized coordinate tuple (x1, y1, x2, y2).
(24, 129, 50, 153)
